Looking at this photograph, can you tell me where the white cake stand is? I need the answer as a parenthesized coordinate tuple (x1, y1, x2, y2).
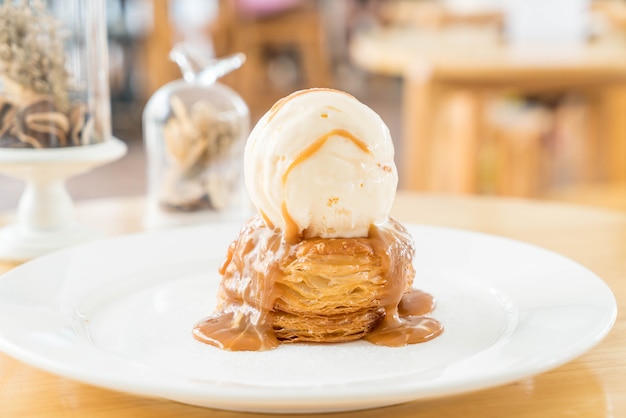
(0, 137, 128, 261)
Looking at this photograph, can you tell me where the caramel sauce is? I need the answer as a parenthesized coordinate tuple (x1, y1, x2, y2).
(193, 215, 443, 351)
(364, 312, 443, 347)
(281, 128, 372, 187)
(364, 289, 442, 347)
(192, 311, 279, 351)
(279, 128, 373, 243)
(267, 88, 354, 123)
(259, 210, 274, 229)
(280, 201, 299, 245)
(399, 288, 436, 316)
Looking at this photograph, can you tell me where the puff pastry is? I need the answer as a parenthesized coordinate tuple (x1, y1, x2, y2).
(193, 214, 442, 350)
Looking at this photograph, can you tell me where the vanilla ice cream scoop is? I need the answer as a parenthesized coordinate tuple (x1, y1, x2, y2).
(244, 88, 398, 242)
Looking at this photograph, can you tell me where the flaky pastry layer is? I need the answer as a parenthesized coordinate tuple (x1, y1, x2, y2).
(214, 215, 415, 344)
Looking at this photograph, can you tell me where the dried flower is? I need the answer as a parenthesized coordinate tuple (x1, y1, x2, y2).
(160, 94, 243, 211)
(0, 0, 69, 111)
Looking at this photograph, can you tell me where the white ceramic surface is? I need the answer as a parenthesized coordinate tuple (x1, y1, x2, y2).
(0, 223, 616, 413)
(0, 138, 127, 260)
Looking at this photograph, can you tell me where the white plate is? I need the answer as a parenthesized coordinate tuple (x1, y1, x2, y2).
(0, 223, 616, 413)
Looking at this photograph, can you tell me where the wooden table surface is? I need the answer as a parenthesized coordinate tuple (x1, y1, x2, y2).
(350, 26, 626, 192)
(350, 25, 626, 81)
(0, 193, 625, 417)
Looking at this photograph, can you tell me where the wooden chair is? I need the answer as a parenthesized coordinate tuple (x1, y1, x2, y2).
(211, 0, 332, 119)
(401, 65, 626, 195)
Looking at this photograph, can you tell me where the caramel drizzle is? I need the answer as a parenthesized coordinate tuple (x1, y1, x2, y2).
(266, 88, 355, 123)
(281, 129, 372, 184)
(259, 210, 274, 229)
(279, 128, 373, 243)
(281, 201, 300, 244)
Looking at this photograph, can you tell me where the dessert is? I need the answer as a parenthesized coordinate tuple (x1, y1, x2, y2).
(193, 88, 443, 351)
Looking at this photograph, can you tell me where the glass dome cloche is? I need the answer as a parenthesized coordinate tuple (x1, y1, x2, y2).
(0, 0, 126, 261)
(143, 43, 250, 228)
(0, 0, 111, 148)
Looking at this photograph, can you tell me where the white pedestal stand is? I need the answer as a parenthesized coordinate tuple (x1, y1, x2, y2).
(0, 138, 128, 261)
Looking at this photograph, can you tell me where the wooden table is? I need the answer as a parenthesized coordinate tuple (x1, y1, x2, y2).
(0, 193, 625, 417)
(350, 26, 626, 193)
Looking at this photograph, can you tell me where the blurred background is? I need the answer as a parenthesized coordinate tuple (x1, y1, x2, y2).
(2, 0, 626, 211)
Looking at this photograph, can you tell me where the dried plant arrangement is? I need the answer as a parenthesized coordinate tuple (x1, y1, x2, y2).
(0, 0, 94, 148)
(160, 94, 242, 212)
